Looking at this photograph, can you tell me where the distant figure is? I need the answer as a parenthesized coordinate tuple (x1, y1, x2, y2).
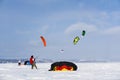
(18, 60, 21, 66)
(30, 55, 37, 69)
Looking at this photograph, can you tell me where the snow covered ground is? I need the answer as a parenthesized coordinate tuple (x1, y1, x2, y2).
(0, 62, 120, 80)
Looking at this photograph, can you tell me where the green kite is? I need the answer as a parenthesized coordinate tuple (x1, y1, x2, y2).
(73, 36, 80, 45)
(82, 30, 86, 36)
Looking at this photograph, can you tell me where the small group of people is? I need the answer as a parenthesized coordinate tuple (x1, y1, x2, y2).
(18, 55, 37, 69)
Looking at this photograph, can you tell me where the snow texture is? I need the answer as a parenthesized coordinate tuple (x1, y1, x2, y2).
(0, 63, 120, 80)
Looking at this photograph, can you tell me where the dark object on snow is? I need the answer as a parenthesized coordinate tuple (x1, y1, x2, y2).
(18, 62, 21, 66)
(49, 61, 77, 71)
(24, 61, 31, 65)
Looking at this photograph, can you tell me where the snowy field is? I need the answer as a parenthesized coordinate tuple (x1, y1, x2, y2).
(0, 62, 120, 80)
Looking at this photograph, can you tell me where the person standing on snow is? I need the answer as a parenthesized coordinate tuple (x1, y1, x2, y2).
(18, 60, 21, 66)
(30, 55, 37, 69)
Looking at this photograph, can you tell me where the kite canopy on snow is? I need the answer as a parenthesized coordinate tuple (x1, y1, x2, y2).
(24, 61, 31, 65)
(40, 36, 46, 47)
(73, 36, 80, 45)
(49, 61, 78, 71)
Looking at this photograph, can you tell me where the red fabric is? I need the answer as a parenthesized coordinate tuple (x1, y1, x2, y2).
(30, 57, 34, 64)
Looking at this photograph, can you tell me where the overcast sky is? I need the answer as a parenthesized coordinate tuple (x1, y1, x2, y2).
(0, 0, 120, 61)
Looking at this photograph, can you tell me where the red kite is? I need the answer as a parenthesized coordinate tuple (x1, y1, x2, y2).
(40, 36, 46, 47)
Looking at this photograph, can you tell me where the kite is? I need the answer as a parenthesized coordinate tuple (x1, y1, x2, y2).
(82, 30, 86, 36)
(24, 61, 31, 65)
(60, 49, 64, 53)
(40, 36, 46, 47)
(49, 61, 77, 71)
(73, 36, 80, 45)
